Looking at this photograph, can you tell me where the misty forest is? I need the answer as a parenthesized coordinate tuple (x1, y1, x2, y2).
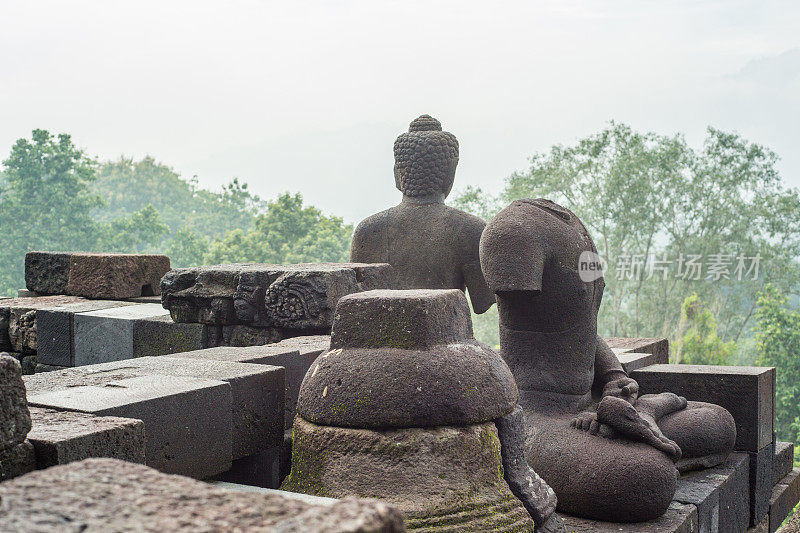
(2, 124, 800, 444)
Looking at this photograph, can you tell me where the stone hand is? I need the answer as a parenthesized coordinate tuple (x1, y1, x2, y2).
(596, 395, 682, 460)
(602, 377, 639, 405)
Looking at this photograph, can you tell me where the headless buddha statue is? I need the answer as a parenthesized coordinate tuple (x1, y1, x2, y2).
(351, 115, 495, 314)
(479, 198, 737, 523)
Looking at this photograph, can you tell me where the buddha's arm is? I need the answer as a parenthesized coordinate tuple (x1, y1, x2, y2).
(463, 261, 496, 314)
(592, 336, 632, 400)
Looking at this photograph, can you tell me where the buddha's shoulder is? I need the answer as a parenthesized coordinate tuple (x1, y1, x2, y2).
(353, 208, 393, 236)
(445, 206, 487, 235)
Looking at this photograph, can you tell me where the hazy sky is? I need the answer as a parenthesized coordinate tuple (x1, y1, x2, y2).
(2, 0, 799, 223)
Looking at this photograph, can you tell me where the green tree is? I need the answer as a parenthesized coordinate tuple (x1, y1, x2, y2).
(0, 130, 104, 295)
(166, 227, 210, 268)
(755, 284, 800, 442)
(205, 193, 352, 264)
(673, 293, 736, 365)
(99, 205, 170, 253)
(452, 123, 800, 348)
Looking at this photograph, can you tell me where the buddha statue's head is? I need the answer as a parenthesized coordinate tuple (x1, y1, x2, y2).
(394, 115, 459, 200)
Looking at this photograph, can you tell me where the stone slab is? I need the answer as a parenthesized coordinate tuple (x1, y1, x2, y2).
(174, 335, 328, 428)
(0, 441, 36, 482)
(673, 478, 719, 533)
(160, 262, 395, 328)
(0, 458, 405, 532)
(27, 406, 145, 468)
(752, 442, 776, 526)
(605, 337, 670, 362)
(560, 501, 698, 532)
(770, 469, 800, 533)
(631, 364, 776, 452)
(774, 441, 795, 486)
(24, 356, 284, 460)
(618, 351, 669, 374)
(35, 363, 67, 373)
(680, 452, 750, 532)
(208, 481, 339, 505)
(25, 251, 170, 299)
(0, 295, 87, 352)
(69, 304, 208, 366)
(36, 300, 137, 366)
(27, 374, 233, 478)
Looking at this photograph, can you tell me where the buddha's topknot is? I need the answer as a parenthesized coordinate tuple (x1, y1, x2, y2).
(394, 115, 458, 198)
(408, 115, 442, 132)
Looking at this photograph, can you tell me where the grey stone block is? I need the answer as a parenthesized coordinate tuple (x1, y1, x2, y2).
(751, 442, 775, 526)
(605, 337, 669, 362)
(25, 356, 284, 460)
(774, 441, 794, 486)
(631, 364, 776, 452)
(36, 300, 136, 366)
(132, 314, 207, 358)
(73, 303, 171, 365)
(27, 407, 145, 468)
(618, 351, 669, 374)
(680, 452, 750, 532)
(0, 295, 88, 353)
(175, 335, 328, 428)
(27, 374, 233, 479)
(673, 478, 718, 533)
(770, 469, 800, 533)
(560, 501, 698, 532)
(0, 441, 36, 482)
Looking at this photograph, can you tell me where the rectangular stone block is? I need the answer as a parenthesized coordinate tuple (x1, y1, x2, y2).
(160, 262, 394, 328)
(71, 304, 207, 366)
(751, 442, 775, 526)
(605, 337, 669, 362)
(25, 251, 170, 299)
(27, 374, 232, 479)
(631, 364, 776, 452)
(770, 469, 800, 533)
(774, 441, 794, 487)
(673, 478, 718, 533)
(36, 300, 136, 366)
(25, 356, 284, 460)
(175, 335, 328, 428)
(560, 501, 698, 532)
(27, 407, 145, 468)
(680, 452, 750, 532)
(0, 295, 87, 353)
(618, 351, 669, 374)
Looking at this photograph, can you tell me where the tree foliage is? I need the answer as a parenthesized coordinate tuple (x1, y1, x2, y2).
(673, 293, 736, 365)
(452, 122, 800, 355)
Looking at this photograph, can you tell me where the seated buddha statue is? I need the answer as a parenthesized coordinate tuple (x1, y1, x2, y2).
(350, 115, 495, 314)
(479, 198, 737, 523)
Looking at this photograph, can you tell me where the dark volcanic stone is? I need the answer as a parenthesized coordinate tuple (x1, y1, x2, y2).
(26, 251, 170, 299)
(27, 407, 145, 468)
(774, 441, 794, 486)
(771, 469, 800, 533)
(560, 502, 698, 532)
(25, 356, 284, 462)
(297, 289, 518, 428)
(0, 458, 406, 532)
(161, 262, 395, 328)
(605, 337, 670, 363)
(350, 116, 494, 315)
(631, 364, 775, 452)
(0, 354, 32, 449)
(681, 452, 750, 532)
(751, 442, 775, 526)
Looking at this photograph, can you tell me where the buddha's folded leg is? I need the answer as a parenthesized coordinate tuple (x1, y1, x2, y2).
(656, 401, 737, 472)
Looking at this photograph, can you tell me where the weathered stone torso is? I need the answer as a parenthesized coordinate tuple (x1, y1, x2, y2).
(352, 202, 486, 293)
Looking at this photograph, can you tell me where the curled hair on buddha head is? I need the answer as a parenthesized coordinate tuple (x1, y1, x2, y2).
(394, 115, 459, 198)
